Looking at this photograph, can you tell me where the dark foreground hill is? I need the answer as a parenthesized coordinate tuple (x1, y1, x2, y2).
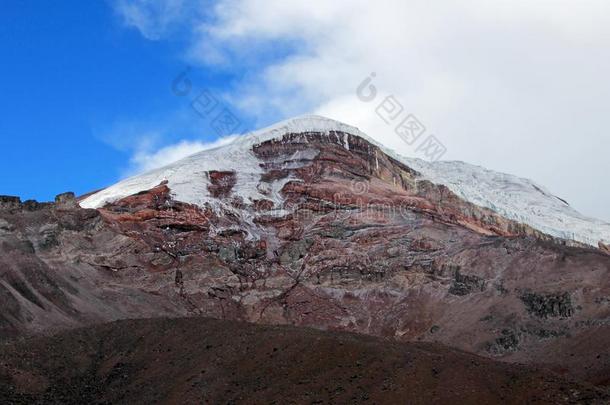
(0, 317, 607, 404)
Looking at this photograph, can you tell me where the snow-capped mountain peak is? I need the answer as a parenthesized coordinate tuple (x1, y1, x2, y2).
(80, 115, 609, 247)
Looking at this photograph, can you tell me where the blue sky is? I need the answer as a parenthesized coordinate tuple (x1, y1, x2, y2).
(1, 0, 608, 221)
(0, 0, 255, 201)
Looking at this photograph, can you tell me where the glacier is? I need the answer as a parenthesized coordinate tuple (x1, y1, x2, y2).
(80, 115, 610, 248)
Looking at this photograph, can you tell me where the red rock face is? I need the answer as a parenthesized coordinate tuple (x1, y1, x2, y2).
(207, 171, 237, 198)
(0, 132, 608, 388)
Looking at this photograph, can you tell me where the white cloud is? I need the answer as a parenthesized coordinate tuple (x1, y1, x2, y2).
(113, 0, 187, 40)
(113, 0, 610, 221)
(128, 135, 239, 175)
(94, 108, 241, 178)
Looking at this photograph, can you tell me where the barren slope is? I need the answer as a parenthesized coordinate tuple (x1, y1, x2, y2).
(0, 317, 607, 404)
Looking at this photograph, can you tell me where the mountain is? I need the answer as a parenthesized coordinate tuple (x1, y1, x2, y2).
(1, 317, 607, 404)
(81, 115, 610, 247)
(0, 115, 609, 393)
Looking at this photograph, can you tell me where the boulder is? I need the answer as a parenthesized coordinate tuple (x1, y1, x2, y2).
(0, 196, 21, 210)
(55, 192, 78, 209)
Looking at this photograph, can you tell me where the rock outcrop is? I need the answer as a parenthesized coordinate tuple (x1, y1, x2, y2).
(54, 192, 79, 209)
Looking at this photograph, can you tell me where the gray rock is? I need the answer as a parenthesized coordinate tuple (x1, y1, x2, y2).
(448, 269, 486, 296)
(0, 196, 21, 210)
(279, 238, 313, 266)
(55, 192, 78, 209)
(520, 291, 574, 319)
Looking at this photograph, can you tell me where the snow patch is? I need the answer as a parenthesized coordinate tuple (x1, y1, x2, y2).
(403, 158, 610, 247)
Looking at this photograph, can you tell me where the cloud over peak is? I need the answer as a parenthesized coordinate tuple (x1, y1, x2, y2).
(112, 0, 610, 221)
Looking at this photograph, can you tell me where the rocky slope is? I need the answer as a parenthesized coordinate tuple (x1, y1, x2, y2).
(1, 317, 608, 404)
(0, 116, 608, 390)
